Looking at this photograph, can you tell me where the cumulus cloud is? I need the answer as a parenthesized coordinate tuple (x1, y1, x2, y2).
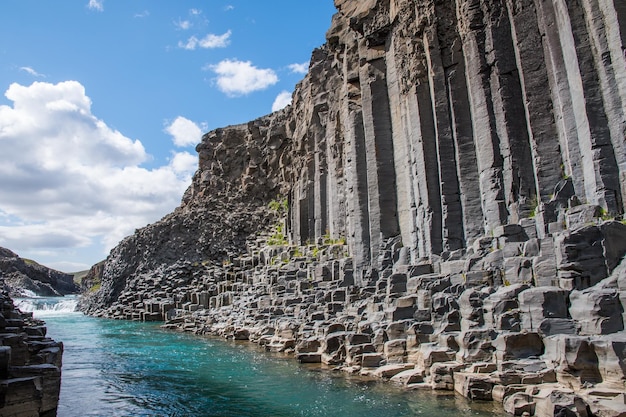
(207, 59, 278, 96)
(0, 81, 196, 265)
(224, 5, 234, 11)
(288, 62, 309, 74)
(20, 66, 45, 78)
(179, 30, 231, 50)
(87, 0, 103, 11)
(165, 116, 203, 147)
(272, 91, 292, 112)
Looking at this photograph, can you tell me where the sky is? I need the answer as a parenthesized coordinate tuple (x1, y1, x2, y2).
(0, 1, 337, 272)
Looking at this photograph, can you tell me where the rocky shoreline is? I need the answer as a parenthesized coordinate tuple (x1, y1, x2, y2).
(82, 211, 626, 416)
(0, 291, 63, 416)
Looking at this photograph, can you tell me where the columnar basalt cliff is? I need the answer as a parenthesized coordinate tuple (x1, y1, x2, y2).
(80, 0, 626, 415)
(0, 292, 63, 416)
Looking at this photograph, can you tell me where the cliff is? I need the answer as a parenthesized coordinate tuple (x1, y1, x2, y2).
(80, 0, 626, 415)
(0, 247, 79, 297)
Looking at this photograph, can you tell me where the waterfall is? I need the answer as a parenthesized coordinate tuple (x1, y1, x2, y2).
(15, 296, 79, 316)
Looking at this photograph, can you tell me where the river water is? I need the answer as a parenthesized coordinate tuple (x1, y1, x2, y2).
(16, 297, 506, 417)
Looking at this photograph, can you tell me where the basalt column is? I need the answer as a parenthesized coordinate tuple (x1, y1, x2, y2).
(342, 34, 372, 278)
(505, 0, 565, 208)
(456, 0, 509, 232)
(431, 0, 484, 247)
(386, 8, 421, 262)
(359, 38, 400, 266)
(553, 0, 623, 214)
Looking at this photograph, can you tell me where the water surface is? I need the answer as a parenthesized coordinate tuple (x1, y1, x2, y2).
(17, 297, 506, 417)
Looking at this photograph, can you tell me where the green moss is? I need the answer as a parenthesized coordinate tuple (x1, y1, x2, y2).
(268, 197, 288, 214)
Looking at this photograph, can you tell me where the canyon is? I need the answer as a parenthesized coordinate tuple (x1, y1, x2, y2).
(77, 0, 626, 415)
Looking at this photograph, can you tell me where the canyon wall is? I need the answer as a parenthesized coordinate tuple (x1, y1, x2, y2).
(80, 0, 626, 303)
(287, 0, 626, 278)
(79, 0, 626, 414)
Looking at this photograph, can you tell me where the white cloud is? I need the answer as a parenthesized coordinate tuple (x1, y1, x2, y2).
(272, 91, 292, 112)
(20, 66, 45, 78)
(190, 8, 202, 15)
(224, 5, 234, 11)
(170, 151, 197, 174)
(174, 19, 191, 30)
(87, 0, 103, 12)
(288, 62, 309, 74)
(165, 116, 203, 147)
(179, 30, 231, 50)
(0, 81, 196, 264)
(134, 10, 150, 18)
(207, 59, 279, 96)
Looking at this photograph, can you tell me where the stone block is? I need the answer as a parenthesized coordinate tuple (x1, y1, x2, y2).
(565, 204, 603, 230)
(570, 287, 624, 335)
(416, 343, 456, 372)
(503, 392, 536, 416)
(555, 226, 608, 289)
(386, 273, 407, 296)
(532, 387, 587, 417)
(538, 318, 578, 337)
(503, 257, 533, 285)
(543, 335, 603, 388)
(361, 352, 383, 368)
(390, 368, 424, 385)
(519, 287, 569, 332)
(384, 339, 407, 364)
(464, 270, 493, 288)
(372, 363, 415, 378)
(456, 330, 496, 363)
(590, 335, 626, 390)
(429, 361, 464, 390)
(493, 332, 544, 362)
(453, 372, 493, 400)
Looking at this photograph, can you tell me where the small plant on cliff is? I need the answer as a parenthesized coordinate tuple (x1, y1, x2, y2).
(528, 196, 539, 219)
(268, 222, 288, 246)
(268, 197, 288, 214)
(599, 207, 614, 221)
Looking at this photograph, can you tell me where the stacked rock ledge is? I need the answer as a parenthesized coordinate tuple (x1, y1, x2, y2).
(0, 291, 63, 417)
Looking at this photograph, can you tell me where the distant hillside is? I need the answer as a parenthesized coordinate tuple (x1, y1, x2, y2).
(0, 247, 79, 297)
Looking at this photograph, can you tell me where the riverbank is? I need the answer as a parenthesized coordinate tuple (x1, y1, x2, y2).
(0, 292, 63, 416)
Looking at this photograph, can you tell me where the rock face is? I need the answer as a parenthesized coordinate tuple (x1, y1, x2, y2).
(80, 0, 626, 414)
(0, 247, 78, 297)
(0, 292, 63, 416)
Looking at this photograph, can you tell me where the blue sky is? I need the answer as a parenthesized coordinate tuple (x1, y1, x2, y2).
(0, 1, 336, 272)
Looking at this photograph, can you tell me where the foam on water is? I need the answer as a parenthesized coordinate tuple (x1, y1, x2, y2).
(15, 296, 80, 317)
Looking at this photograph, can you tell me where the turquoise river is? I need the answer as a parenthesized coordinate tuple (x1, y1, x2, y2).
(16, 297, 507, 417)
